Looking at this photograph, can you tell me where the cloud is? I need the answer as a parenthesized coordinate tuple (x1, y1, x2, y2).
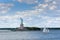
(0, 15, 59, 28)
(0, 15, 20, 28)
(52, 1, 56, 4)
(0, 3, 13, 7)
(34, 0, 57, 12)
(49, 5, 56, 10)
(43, 0, 57, 10)
(17, 0, 38, 4)
(54, 0, 60, 4)
(34, 0, 59, 17)
(15, 0, 60, 27)
(33, 12, 60, 27)
(16, 0, 58, 18)
(44, 0, 52, 2)
(37, 16, 60, 28)
(16, 9, 43, 18)
(0, 3, 14, 14)
(48, 17, 60, 27)
(0, 0, 60, 28)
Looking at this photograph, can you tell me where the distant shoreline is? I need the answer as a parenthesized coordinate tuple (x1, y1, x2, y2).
(0, 27, 60, 31)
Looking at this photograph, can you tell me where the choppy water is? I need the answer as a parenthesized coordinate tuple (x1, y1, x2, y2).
(0, 30, 60, 40)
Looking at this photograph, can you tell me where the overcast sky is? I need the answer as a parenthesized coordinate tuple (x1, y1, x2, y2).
(0, 0, 60, 28)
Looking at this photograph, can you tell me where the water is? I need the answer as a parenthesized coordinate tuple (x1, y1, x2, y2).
(0, 30, 60, 40)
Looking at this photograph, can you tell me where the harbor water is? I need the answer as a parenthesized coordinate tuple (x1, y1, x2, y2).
(0, 30, 60, 40)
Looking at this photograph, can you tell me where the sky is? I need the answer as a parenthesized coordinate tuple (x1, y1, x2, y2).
(0, 0, 60, 28)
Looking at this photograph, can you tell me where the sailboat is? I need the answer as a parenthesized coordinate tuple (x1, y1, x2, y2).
(43, 28, 49, 33)
(42, 25, 49, 33)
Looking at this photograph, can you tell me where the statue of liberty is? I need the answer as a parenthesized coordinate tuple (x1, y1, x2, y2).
(20, 17, 24, 29)
(20, 18, 23, 24)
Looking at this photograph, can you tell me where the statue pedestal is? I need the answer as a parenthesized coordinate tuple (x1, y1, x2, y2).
(20, 24, 24, 29)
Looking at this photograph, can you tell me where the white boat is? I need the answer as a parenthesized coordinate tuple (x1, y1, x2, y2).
(43, 28, 49, 33)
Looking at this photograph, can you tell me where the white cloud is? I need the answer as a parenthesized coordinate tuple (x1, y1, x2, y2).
(0, 3, 13, 7)
(0, 10, 8, 14)
(17, 0, 38, 4)
(0, 15, 20, 28)
(35, 3, 48, 9)
(0, 3, 14, 14)
(13, 0, 60, 27)
(42, 4, 48, 8)
(44, 0, 52, 2)
(34, 0, 56, 12)
(54, 0, 60, 4)
(45, 0, 49, 2)
(49, 5, 56, 10)
(16, 0, 58, 17)
(35, 15, 60, 28)
(26, 17, 32, 22)
(52, 1, 56, 4)
(16, 9, 43, 18)
(0, 0, 60, 28)
(43, 0, 57, 10)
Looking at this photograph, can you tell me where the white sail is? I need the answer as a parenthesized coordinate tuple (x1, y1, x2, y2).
(43, 28, 49, 33)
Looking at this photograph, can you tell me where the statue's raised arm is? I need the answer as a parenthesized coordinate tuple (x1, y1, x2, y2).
(20, 18, 23, 24)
